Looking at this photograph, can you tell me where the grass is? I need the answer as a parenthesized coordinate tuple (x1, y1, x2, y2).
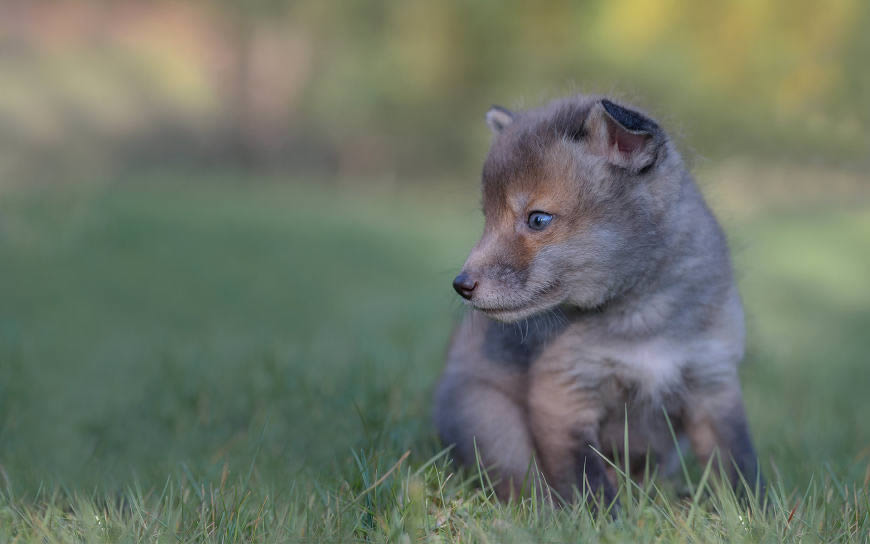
(0, 171, 869, 542)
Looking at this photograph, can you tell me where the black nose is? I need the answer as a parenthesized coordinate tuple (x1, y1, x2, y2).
(452, 273, 477, 300)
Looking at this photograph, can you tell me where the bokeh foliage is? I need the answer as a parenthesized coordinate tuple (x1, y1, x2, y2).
(1, 0, 868, 182)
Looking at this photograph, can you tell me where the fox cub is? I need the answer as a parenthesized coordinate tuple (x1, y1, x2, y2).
(435, 94, 763, 506)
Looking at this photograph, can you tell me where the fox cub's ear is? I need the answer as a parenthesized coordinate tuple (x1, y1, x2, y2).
(485, 105, 514, 134)
(585, 99, 664, 173)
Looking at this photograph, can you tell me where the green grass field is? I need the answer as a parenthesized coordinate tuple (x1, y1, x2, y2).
(1, 172, 869, 542)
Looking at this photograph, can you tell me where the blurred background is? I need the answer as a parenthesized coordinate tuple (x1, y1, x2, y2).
(0, 0, 868, 495)
(3, 0, 870, 182)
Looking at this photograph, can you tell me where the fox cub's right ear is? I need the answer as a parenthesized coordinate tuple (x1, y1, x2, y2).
(585, 99, 665, 173)
(485, 105, 514, 134)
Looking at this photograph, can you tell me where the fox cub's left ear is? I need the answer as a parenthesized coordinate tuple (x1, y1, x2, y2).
(485, 105, 514, 134)
(585, 99, 665, 173)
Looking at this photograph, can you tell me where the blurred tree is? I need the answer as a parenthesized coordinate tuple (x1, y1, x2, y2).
(208, 0, 293, 166)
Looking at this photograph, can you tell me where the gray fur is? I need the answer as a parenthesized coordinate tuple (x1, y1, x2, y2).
(434, 93, 763, 504)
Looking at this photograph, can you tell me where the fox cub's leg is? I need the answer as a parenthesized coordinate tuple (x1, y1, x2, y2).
(527, 368, 616, 508)
(685, 377, 765, 497)
(434, 374, 536, 500)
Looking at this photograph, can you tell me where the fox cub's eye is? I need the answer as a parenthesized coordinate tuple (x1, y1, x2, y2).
(527, 211, 553, 231)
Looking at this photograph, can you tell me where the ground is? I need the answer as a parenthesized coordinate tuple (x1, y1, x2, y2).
(0, 171, 868, 542)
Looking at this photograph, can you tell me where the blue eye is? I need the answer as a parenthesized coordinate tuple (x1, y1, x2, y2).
(527, 211, 553, 231)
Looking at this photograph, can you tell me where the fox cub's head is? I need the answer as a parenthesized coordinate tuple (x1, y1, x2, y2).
(453, 95, 683, 322)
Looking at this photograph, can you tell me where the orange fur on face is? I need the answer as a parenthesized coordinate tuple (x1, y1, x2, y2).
(478, 142, 591, 272)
